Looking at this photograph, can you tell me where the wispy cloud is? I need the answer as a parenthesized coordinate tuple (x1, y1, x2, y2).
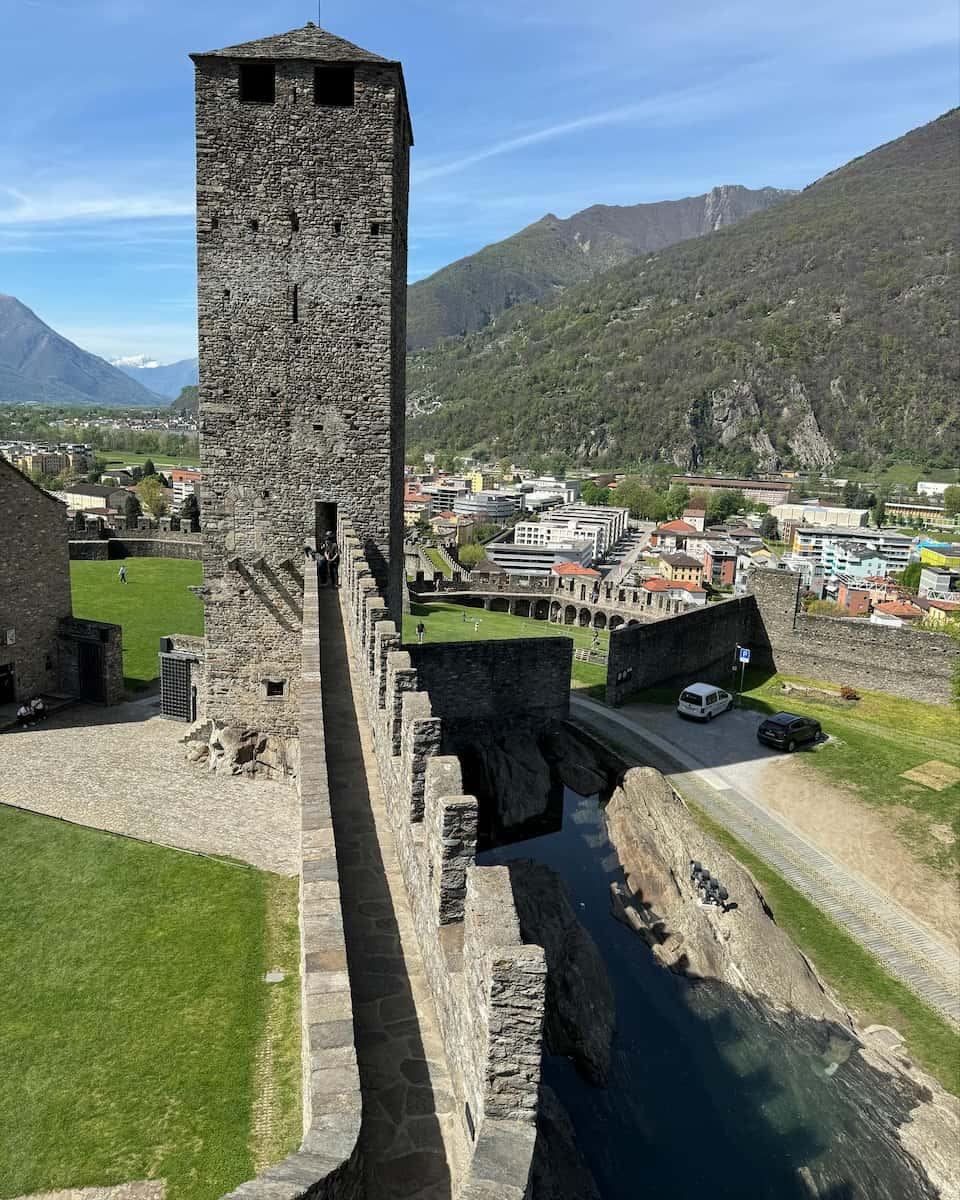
(0, 185, 193, 225)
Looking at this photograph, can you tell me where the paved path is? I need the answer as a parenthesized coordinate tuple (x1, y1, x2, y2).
(322, 588, 469, 1198)
(570, 694, 960, 1027)
(0, 695, 299, 875)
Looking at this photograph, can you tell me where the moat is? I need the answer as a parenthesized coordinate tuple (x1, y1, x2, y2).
(480, 784, 937, 1200)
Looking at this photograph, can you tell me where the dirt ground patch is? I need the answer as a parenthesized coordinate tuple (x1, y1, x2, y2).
(901, 760, 960, 791)
(759, 759, 960, 953)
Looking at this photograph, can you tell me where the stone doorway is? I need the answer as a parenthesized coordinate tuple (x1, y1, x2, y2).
(0, 662, 14, 704)
(315, 501, 338, 547)
(77, 640, 104, 702)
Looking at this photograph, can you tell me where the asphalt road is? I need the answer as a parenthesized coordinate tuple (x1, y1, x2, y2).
(570, 693, 960, 1026)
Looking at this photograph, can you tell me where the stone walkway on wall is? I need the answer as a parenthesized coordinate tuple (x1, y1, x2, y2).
(319, 586, 470, 1198)
(11, 1184, 164, 1200)
(0, 696, 299, 876)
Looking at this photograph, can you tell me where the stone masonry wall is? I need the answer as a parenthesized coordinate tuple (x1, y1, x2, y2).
(338, 517, 546, 1198)
(0, 459, 73, 702)
(220, 563, 364, 1200)
(193, 47, 410, 740)
(407, 639, 572, 737)
(751, 568, 959, 705)
(68, 537, 203, 561)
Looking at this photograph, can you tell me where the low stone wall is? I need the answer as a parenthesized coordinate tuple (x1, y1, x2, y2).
(339, 518, 547, 1198)
(68, 539, 110, 560)
(220, 565, 363, 1200)
(68, 537, 202, 562)
(606, 596, 757, 704)
(58, 616, 125, 705)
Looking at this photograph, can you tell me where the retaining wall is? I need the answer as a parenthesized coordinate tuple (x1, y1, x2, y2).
(339, 517, 546, 1200)
(69, 536, 203, 561)
(220, 565, 364, 1200)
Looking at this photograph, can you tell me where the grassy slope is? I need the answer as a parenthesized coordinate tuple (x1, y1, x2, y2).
(102, 451, 200, 468)
(405, 600, 607, 690)
(0, 807, 300, 1200)
(423, 547, 452, 579)
(631, 669, 960, 875)
(70, 559, 204, 685)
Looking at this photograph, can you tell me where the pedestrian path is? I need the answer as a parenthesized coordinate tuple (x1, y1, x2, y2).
(321, 587, 468, 1198)
(571, 694, 960, 1027)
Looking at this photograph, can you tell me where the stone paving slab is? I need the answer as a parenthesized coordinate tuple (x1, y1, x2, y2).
(0, 695, 298, 875)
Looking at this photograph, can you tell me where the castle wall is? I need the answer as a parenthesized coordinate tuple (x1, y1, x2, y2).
(339, 518, 545, 1197)
(69, 537, 203, 561)
(193, 53, 409, 739)
(751, 569, 958, 704)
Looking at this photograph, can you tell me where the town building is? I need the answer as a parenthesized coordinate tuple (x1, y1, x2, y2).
(770, 502, 869, 543)
(681, 507, 706, 531)
(871, 600, 924, 627)
(651, 519, 698, 553)
(50, 482, 130, 513)
(919, 566, 960, 601)
(916, 480, 953, 500)
(171, 468, 201, 513)
(485, 537, 593, 577)
(919, 543, 960, 571)
(833, 579, 872, 615)
(670, 475, 792, 507)
(641, 576, 707, 607)
(659, 552, 705, 585)
(704, 543, 737, 587)
(886, 501, 947, 524)
(513, 504, 628, 563)
(791, 525, 912, 573)
(453, 490, 515, 523)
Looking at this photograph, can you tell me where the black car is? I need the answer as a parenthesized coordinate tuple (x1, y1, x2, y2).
(757, 712, 822, 752)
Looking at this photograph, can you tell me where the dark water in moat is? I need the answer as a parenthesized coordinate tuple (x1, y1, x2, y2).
(479, 787, 935, 1200)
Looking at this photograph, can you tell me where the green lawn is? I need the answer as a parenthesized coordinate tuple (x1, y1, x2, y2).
(102, 451, 200, 469)
(0, 806, 301, 1200)
(70, 559, 204, 686)
(405, 600, 607, 691)
(835, 463, 960, 488)
(630, 670, 960, 876)
(423, 547, 452, 579)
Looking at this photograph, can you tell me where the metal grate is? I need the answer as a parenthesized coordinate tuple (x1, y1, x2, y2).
(160, 653, 193, 721)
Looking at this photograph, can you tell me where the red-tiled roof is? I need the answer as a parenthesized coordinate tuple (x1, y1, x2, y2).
(642, 577, 705, 594)
(928, 600, 960, 612)
(658, 520, 697, 533)
(874, 601, 922, 618)
(551, 562, 601, 577)
(669, 579, 707, 593)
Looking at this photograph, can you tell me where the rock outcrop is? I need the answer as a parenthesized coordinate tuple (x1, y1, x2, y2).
(508, 860, 615, 1086)
(181, 719, 298, 783)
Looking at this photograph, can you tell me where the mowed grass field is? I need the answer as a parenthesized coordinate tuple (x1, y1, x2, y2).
(0, 806, 301, 1200)
(404, 600, 608, 690)
(70, 559, 204, 685)
(631, 670, 960, 876)
(102, 451, 200, 469)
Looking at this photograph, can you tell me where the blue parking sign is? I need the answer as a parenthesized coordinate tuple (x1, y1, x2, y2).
(739, 647, 751, 664)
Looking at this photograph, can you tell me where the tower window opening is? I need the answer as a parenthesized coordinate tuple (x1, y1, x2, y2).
(289, 211, 299, 232)
(265, 679, 286, 698)
(239, 62, 276, 104)
(370, 221, 381, 236)
(314, 66, 354, 107)
(249, 218, 259, 232)
(222, 288, 230, 299)
(332, 219, 342, 235)
(211, 216, 219, 230)
(292, 284, 299, 323)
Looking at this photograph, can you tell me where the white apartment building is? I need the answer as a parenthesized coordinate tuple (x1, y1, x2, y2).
(771, 502, 869, 530)
(917, 481, 952, 500)
(513, 504, 628, 563)
(791, 526, 912, 574)
(485, 539, 593, 577)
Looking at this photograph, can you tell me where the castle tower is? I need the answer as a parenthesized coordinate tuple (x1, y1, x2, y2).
(191, 25, 412, 740)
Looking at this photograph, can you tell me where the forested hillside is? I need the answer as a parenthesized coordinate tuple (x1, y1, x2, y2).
(408, 110, 959, 472)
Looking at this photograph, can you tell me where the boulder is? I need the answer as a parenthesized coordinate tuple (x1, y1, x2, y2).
(473, 732, 555, 830)
(508, 860, 615, 1086)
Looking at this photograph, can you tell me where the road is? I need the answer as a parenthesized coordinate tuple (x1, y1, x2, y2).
(570, 693, 960, 1027)
(597, 528, 653, 584)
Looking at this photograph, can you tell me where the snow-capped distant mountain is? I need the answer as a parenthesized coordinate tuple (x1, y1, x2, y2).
(113, 355, 199, 399)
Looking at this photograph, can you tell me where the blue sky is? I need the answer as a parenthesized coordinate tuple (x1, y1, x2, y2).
(0, 0, 956, 363)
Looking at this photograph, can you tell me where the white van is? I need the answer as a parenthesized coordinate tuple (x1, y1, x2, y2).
(677, 682, 733, 721)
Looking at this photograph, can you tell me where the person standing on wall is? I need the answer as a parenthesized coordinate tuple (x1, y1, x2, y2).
(323, 532, 341, 588)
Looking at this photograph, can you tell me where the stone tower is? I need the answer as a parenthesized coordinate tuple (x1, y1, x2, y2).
(191, 24, 412, 743)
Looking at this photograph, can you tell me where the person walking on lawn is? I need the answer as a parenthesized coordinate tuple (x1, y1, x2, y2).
(118, 564, 127, 584)
(323, 532, 341, 588)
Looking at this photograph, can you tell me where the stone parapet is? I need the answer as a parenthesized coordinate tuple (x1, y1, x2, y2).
(338, 517, 545, 1198)
(219, 564, 363, 1200)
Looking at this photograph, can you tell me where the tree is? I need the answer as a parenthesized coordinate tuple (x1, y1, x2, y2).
(943, 485, 960, 518)
(896, 562, 921, 592)
(142, 458, 157, 477)
(760, 513, 779, 540)
(123, 491, 142, 522)
(842, 480, 859, 508)
(706, 488, 746, 521)
(872, 499, 886, 527)
(457, 543, 486, 567)
(581, 481, 610, 506)
(138, 475, 167, 519)
(664, 483, 690, 519)
(180, 492, 201, 532)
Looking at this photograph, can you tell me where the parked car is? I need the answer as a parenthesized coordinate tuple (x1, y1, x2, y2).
(677, 682, 733, 721)
(757, 712, 822, 752)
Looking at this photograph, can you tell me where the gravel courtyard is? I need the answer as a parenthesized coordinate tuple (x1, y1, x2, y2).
(0, 695, 299, 876)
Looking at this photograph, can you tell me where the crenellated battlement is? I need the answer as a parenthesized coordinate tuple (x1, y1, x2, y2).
(338, 517, 547, 1197)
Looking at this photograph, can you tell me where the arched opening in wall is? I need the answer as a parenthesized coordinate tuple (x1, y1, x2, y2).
(315, 501, 338, 548)
(609, 615, 624, 631)
(534, 601, 549, 621)
(564, 605, 577, 625)
(514, 599, 531, 618)
(628, 619, 640, 626)
(490, 597, 509, 613)
(578, 609, 591, 627)
(593, 611, 607, 629)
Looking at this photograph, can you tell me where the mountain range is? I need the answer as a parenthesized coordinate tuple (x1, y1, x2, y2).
(407, 185, 793, 351)
(114, 355, 199, 399)
(0, 295, 161, 407)
(407, 109, 960, 472)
